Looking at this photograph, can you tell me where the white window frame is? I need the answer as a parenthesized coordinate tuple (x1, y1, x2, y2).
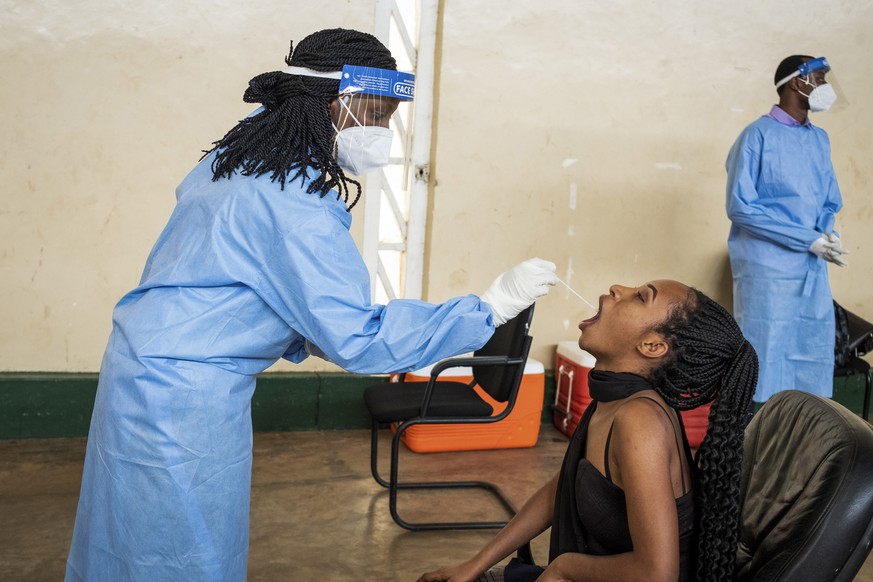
(364, 0, 438, 302)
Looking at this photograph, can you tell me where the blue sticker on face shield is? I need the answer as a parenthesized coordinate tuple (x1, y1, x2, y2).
(339, 65, 415, 101)
(798, 57, 830, 76)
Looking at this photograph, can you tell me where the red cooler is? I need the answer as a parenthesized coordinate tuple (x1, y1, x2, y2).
(552, 341, 596, 437)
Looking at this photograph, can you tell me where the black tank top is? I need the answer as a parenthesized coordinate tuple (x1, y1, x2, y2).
(549, 371, 697, 581)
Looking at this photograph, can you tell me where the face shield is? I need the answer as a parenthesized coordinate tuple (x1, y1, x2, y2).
(775, 56, 847, 112)
(284, 65, 415, 175)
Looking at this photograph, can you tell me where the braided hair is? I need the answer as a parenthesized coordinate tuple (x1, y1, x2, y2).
(204, 28, 397, 210)
(650, 288, 758, 582)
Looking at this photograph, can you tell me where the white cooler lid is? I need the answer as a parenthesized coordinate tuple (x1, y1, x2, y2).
(556, 340, 597, 367)
(408, 357, 544, 378)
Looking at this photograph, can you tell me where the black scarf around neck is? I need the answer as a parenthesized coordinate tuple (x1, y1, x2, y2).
(587, 369, 653, 402)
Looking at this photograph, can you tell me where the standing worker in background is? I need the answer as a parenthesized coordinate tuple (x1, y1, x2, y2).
(66, 28, 557, 582)
(726, 54, 846, 405)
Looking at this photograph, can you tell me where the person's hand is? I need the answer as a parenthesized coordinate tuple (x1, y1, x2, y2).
(416, 560, 482, 582)
(810, 234, 848, 267)
(825, 232, 843, 252)
(481, 258, 559, 326)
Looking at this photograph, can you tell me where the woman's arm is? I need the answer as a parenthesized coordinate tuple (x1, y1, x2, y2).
(417, 472, 560, 582)
(537, 399, 682, 582)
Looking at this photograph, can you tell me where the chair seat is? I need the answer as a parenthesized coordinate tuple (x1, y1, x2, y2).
(364, 380, 494, 423)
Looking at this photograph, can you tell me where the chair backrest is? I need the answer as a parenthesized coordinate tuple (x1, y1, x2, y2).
(472, 305, 535, 403)
(835, 302, 873, 367)
(736, 390, 873, 582)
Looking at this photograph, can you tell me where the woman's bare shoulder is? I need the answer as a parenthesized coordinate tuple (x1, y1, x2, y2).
(613, 396, 676, 446)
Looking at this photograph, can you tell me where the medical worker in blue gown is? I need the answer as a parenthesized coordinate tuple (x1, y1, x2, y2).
(66, 28, 558, 582)
(726, 54, 847, 405)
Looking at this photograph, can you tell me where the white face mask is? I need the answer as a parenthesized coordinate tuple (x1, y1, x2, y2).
(808, 83, 837, 112)
(334, 125, 393, 176)
(333, 96, 394, 175)
(799, 78, 837, 112)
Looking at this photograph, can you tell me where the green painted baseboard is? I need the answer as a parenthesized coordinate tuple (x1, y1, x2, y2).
(2, 370, 866, 440)
(833, 371, 871, 416)
(0, 372, 560, 440)
(0, 374, 100, 439)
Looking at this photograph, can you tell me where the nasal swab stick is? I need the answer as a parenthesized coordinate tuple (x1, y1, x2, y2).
(557, 277, 597, 311)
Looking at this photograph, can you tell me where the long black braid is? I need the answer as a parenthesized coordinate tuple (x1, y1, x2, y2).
(650, 288, 758, 582)
(203, 28, 397, 210)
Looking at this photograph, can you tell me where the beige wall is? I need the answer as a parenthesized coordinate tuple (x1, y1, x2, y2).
(1, 1, 871, 372)
(0, 1, 375, 372)
(426, 0, 873, 366)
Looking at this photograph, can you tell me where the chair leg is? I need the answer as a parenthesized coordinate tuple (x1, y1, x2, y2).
(370, 420, 390, 488)
(863, 371, 872, 422)
(386, 421, 517, 531)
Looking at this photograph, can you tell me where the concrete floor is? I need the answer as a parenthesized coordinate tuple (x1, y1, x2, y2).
(2, 424, 873, 581)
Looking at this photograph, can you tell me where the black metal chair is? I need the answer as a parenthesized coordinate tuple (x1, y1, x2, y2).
(363, 305, 535, 531)
(834, 301, 873, 420)
(736, 390, 873, 581)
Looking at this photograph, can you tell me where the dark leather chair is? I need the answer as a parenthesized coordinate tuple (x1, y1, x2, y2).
(364, 305, 534, 531)
(736, 390, 873, 581)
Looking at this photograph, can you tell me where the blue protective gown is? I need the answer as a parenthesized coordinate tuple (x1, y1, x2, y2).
(65, 151, 495, 581)
(726, 107, 842, 403)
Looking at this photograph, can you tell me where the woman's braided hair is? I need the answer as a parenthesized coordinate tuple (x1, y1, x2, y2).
(650, 288, 758, 582)
(204, 28, 397, 210)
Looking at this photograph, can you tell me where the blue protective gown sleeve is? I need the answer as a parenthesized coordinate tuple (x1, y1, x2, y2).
(131, 150, 495, 375)
(248, 179, 494, 374)
(725, 119, 842, 253)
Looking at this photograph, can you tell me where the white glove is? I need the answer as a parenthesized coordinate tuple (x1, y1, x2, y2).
(481, 258, 558, 326)
(810, 233, 848, 267)
(826, 232, 844, 253)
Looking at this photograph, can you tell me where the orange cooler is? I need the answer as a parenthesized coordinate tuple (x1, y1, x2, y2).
(552, 341, 711, 447)
(394, 359, 545, 453)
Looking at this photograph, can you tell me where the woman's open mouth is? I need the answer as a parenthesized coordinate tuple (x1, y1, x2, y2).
(581, 312, 600, 325)
(579, 296, 605, 328)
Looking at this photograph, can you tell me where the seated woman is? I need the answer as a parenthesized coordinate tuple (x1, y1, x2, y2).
(418, 280, 758, 582)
